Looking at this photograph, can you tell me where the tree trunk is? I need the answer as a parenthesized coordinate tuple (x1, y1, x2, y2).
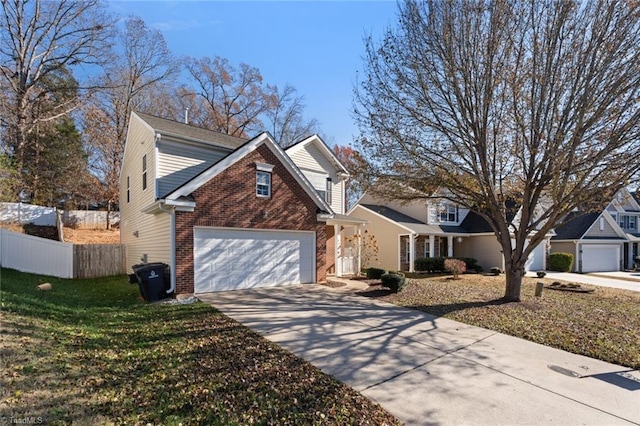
(106, 200, 112, 230)
(504, 267, 524, 302)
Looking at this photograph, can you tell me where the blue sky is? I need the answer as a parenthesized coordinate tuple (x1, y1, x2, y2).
(108, 0, 398, 146)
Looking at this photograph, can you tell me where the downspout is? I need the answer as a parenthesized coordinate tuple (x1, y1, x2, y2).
(158, 203, 176, 295)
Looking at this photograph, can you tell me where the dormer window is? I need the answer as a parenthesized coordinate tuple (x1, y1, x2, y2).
(439, 203, 458, 222)
(620, 215, 637, 230)
(326, 177, 332, 204)
(256, 163, 274, 198)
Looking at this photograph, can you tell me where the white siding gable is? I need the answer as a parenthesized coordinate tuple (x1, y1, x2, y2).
(288, 141, 346, 214)
(156, 139, 231, 197)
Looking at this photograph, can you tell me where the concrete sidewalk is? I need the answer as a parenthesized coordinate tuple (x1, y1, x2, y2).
(198, 284, 640, 426)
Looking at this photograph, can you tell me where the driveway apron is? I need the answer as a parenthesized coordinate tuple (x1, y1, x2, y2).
(197, 285, 640, 426)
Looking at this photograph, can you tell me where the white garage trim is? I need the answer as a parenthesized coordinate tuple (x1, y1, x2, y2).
(579, 244, 621, 273)
(194, 227, 316, 293)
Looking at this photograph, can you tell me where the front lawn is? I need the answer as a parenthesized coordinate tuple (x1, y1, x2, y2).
(0, 268, 399, 425)
(358, 274, 640, 369)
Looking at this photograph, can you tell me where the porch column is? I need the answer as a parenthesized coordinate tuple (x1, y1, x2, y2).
(409, 233, 416, 272)
(357, 226, 362, 274)
(429, 235, 435, 258)
(447, 235, 454, 257)
(334, 224, 341, 276)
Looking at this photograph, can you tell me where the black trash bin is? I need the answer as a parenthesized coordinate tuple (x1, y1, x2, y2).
(132, 263, 171, 302)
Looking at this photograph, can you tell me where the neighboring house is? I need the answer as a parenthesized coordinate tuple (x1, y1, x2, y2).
(347, 192, 550, 273)
(551, 188, 640, 272)
(120, 112, 364, 295)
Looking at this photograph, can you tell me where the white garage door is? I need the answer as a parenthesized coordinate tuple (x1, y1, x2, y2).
(525, 241, 546, 271)
(194, 227, 315, 293)
(581, 245, 620, 273)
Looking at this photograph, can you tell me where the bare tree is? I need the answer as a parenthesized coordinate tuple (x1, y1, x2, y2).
(83, 16, 179, 227)
(265, 84, 320, 147)
(0, 0, 114, 171)
(354, 0, 640, 301)
(184, 56, 272, 137)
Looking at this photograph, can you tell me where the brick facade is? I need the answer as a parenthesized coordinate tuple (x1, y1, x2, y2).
(174, 143, 326, 294)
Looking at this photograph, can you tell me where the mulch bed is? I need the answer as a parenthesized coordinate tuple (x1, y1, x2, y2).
(322, 280, 347, 288)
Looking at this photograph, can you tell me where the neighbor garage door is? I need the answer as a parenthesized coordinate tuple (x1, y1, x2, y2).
(580, 245, 620, 273)
(194, 227, 315, 293)
(525, 241, 545, 271)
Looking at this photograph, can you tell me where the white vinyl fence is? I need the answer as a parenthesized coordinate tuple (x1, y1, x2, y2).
(0, 202, 57, 226)
(0, 202, 120, 228)
(0, 228, 73, 278)
(0, 229, 126, 279)
(62, 210, 120, 229)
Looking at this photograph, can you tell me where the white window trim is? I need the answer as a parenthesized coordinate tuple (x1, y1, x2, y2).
(439, 203, 458, 223)
(256, 171, 271, 198)
(256, 162, 274, 172)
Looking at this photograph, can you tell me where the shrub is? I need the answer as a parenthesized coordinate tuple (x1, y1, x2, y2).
(414, 257, 445, 272)
(415, 257, 431, 272)
(381, 272, 407, 293)
(444, 258, 466, 278)
(536, 271, 547, 278)
(548, 252, 573, 272)
(457, 257, 482, 273)
(489, 266, 502, 275)
(457, 257, 477, 270)
(365, 267, 386, 279)
(432, 257, 445, 272)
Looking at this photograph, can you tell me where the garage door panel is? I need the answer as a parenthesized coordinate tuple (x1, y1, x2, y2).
(581, 245, 619, 273)
(194, 228, 314, 293)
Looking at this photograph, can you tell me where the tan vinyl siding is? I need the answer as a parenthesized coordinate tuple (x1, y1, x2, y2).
(122, 213, 171, 270)
(349, 205, 407, 270)
(455, 235, 503, 271)
(584, 217, 619, 238)
(550, 241, 576, 255)
(156, 139, 230, 197)
(120, 114, 171, 271)
(393, 200, 428, 223)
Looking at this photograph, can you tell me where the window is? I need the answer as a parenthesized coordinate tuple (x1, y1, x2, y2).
(126, 176, 130, 203)
(256, 171, 271, 197)
(620, 215, 638, 230)
(424, 240, 430, 258)
(439, 203, 458, 222)
(142, 154, 147, 191)
(326, 177, 332, 204)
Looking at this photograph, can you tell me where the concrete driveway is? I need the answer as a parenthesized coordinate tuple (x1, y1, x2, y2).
(198, 285, 640, 426)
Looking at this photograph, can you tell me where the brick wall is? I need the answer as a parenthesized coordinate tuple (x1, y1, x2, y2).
(175, 143, 326, 294)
